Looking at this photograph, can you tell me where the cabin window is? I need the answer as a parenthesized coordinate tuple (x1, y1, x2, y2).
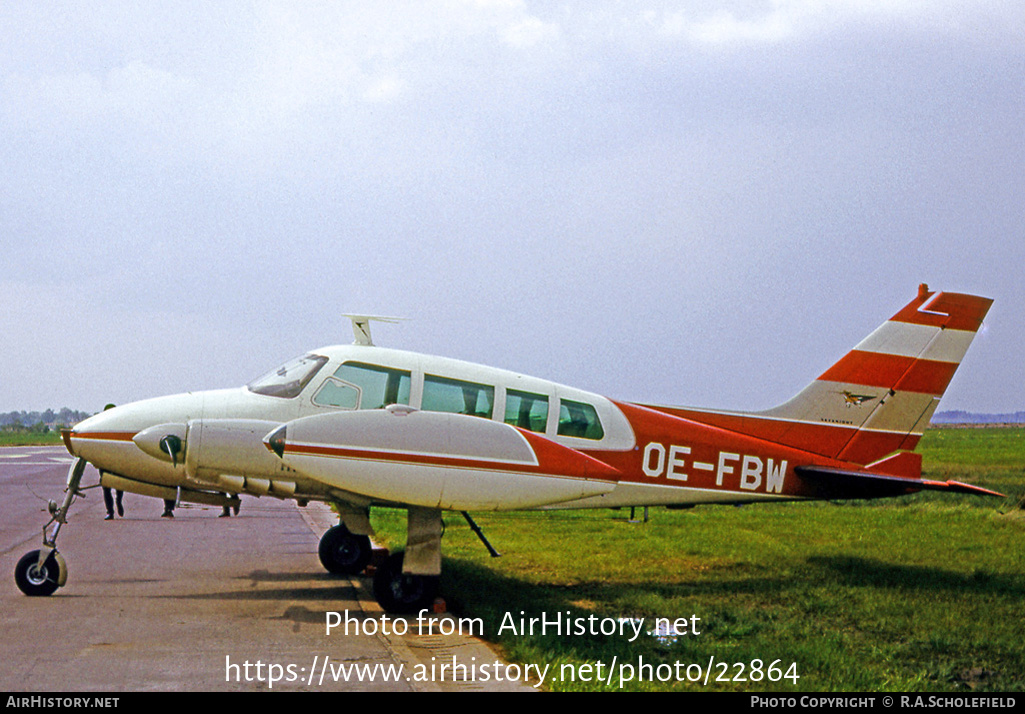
(312, 379, 359, 409)
(247, 354, 328, 399)
(557, 399, 604, 440)
(331, 362, 411, 409)
(504, 390, 549, 433)
(422, 375, 494, 419)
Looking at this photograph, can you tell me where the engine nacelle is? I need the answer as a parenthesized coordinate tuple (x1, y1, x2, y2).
(266, 407, 619, 511)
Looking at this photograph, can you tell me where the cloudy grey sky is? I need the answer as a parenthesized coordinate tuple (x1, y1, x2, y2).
(2, 1, 1023, 416)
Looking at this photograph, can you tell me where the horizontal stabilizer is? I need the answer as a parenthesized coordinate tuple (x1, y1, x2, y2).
(795, 465, 1004, 500)
(865, 451, 921, 479)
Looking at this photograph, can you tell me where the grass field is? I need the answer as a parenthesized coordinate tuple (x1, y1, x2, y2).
(0, 431, 63, 447)
(371, 427, 1025, 692)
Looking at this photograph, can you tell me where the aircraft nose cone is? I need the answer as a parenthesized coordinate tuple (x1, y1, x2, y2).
(61, 406, 137, 470)
(65, 411, 104, 445)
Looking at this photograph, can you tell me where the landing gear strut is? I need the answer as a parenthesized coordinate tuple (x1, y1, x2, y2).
(14, 457, 87, 596)
(371, 506, 443, 614)
(323, 506, 497, 614)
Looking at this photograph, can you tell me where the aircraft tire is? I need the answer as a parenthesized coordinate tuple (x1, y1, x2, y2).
(318, 525, 372, 575)
(14, 550, 61, 597)
(372, 552, 438, 615)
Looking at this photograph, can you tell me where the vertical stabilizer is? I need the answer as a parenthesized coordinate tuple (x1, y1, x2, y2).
(758, 285, 992, 465)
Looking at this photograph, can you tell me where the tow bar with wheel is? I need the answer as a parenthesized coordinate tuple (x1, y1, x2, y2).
(14, 457, 87, 596)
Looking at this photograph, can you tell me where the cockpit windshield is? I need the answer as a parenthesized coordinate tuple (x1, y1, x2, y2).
(247, 354, 328, 399)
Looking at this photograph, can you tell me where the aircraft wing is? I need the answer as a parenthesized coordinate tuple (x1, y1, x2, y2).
(794, 465, 1004, 500)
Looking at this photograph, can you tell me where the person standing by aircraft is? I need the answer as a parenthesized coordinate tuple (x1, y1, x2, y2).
(99, 404, 124, 521)
(102, 486, 123, 521)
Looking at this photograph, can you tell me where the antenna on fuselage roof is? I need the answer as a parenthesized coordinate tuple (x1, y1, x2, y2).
(342, 314, 406, 346)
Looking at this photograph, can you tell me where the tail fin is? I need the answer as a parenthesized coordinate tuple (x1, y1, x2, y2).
(760, 284, 992, 465)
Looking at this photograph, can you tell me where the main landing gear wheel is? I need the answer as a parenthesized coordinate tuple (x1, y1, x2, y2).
(15, 550, 61, 597)
(372, 552, 439, 615)
(318, 524, 372, 575)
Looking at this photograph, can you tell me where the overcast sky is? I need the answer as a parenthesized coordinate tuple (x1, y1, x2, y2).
(2, 1, 1023, 416)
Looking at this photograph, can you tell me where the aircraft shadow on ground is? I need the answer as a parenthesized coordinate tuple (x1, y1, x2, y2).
(438, 553, 1023, 616)
(118, 554, 1021, 628)
(805, 555, 1023, 595)
(144, 569, 351, 603)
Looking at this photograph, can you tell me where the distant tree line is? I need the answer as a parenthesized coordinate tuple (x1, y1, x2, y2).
(0, 408, 93, 432)
(933, 410, 1025, 424)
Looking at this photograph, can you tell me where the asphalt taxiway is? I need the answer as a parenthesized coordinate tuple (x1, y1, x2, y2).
(0, 445, 531, 692)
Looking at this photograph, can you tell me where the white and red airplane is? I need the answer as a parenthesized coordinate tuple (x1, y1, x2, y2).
(16, 285, 1000, 613)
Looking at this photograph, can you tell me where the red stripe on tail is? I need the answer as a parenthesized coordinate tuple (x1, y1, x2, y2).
(818, 351, 959, 395)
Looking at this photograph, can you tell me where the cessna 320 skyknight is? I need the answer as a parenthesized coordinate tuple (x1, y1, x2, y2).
(16, 285, 1001, 613)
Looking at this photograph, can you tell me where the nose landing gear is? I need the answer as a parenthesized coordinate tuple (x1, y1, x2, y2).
(14, 549, 66, 597)
(14, 457, 86, 597)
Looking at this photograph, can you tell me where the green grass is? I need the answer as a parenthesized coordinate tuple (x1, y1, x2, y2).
(919, 427, 1025, 502)
(0, 430, 63, 446)
(370, 427, 1025, 692)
